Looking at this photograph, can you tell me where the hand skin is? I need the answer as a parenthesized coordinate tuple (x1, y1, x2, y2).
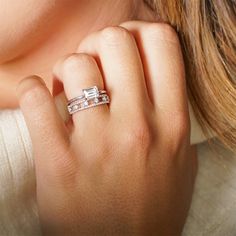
(16, 21, 198, 235)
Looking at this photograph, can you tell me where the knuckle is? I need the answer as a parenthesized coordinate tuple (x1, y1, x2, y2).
(168, 112, 190, 142)
(18, 77, 50, 110)
(119, 20, 142, 29)
(122, 120, 153, 151)
(101, 26, 133, 45)
(62, 53, 96, 72)
(160, 112, 190, 156)
(76, 32, 94, 52)
(145, 23, 179, 44)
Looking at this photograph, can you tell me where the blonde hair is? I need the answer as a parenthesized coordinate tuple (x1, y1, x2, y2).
(145, 0, 236, 151)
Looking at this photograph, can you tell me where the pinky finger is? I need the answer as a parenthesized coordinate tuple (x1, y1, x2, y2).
(16, 75, 74, 177)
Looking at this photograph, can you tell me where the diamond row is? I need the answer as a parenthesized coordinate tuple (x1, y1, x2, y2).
(68, 94, 109, 114)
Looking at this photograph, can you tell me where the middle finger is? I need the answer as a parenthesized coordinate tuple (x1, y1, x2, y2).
(77, 26, 152, 119)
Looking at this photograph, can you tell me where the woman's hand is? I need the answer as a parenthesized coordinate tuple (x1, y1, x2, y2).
(16, 21, 198, 235)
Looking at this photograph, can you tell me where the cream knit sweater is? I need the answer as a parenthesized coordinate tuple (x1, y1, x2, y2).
(0, 108, 236, 236)
(0, 109, 41, 235)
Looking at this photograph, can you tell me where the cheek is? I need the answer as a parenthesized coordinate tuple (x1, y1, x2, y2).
(0, 0, 65, 63)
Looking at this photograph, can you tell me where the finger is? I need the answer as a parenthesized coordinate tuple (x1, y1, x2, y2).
(53, 53, 109, 132)
(16, 75, 74, 177)
(119, 21, 189, 122)
(77, 26, 152, 118)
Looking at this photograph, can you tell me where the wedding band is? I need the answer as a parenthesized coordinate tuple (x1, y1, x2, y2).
(67, 86, 110, 114)
(68, 90, 107, 105)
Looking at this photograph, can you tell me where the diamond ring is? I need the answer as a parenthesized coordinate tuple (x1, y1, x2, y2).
(67, 86, 110, 115)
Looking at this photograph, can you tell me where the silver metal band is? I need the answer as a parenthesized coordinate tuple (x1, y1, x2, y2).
(68, 90, 107, 106)
(67, 86, 110, 115)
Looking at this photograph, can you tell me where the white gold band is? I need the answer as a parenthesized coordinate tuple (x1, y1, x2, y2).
(67, 86, 110, 115)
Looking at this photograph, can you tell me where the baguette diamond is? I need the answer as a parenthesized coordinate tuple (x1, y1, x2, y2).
(83, 86, 99, 99)
(67, 86, 110, 115)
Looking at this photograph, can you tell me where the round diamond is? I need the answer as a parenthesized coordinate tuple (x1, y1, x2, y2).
(73, 104, 79, 110)
(94, 98, 99, 103)
(83, 101, 89, 107)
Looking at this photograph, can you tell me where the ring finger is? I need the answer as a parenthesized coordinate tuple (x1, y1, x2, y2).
(53, 53, 109, 134)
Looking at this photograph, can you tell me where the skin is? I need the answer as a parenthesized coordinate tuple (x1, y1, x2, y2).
(17, 21, 197, 235)
(1, 0, 198, 234)
(0, 0, 152, 108)
(0, 0, 207, 143)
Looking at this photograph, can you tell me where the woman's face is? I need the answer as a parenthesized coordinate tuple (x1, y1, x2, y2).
(0, 0, 114, 64)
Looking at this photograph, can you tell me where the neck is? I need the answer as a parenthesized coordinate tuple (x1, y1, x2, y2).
(0, 1, 155, 109)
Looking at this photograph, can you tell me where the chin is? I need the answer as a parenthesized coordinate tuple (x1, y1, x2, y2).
(0, 23, 53, 64)
(0, 53, 16, 65)
(0, 43, 22, 64)
(0, 1, 64, 64)
(0, 16, 42, 63)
